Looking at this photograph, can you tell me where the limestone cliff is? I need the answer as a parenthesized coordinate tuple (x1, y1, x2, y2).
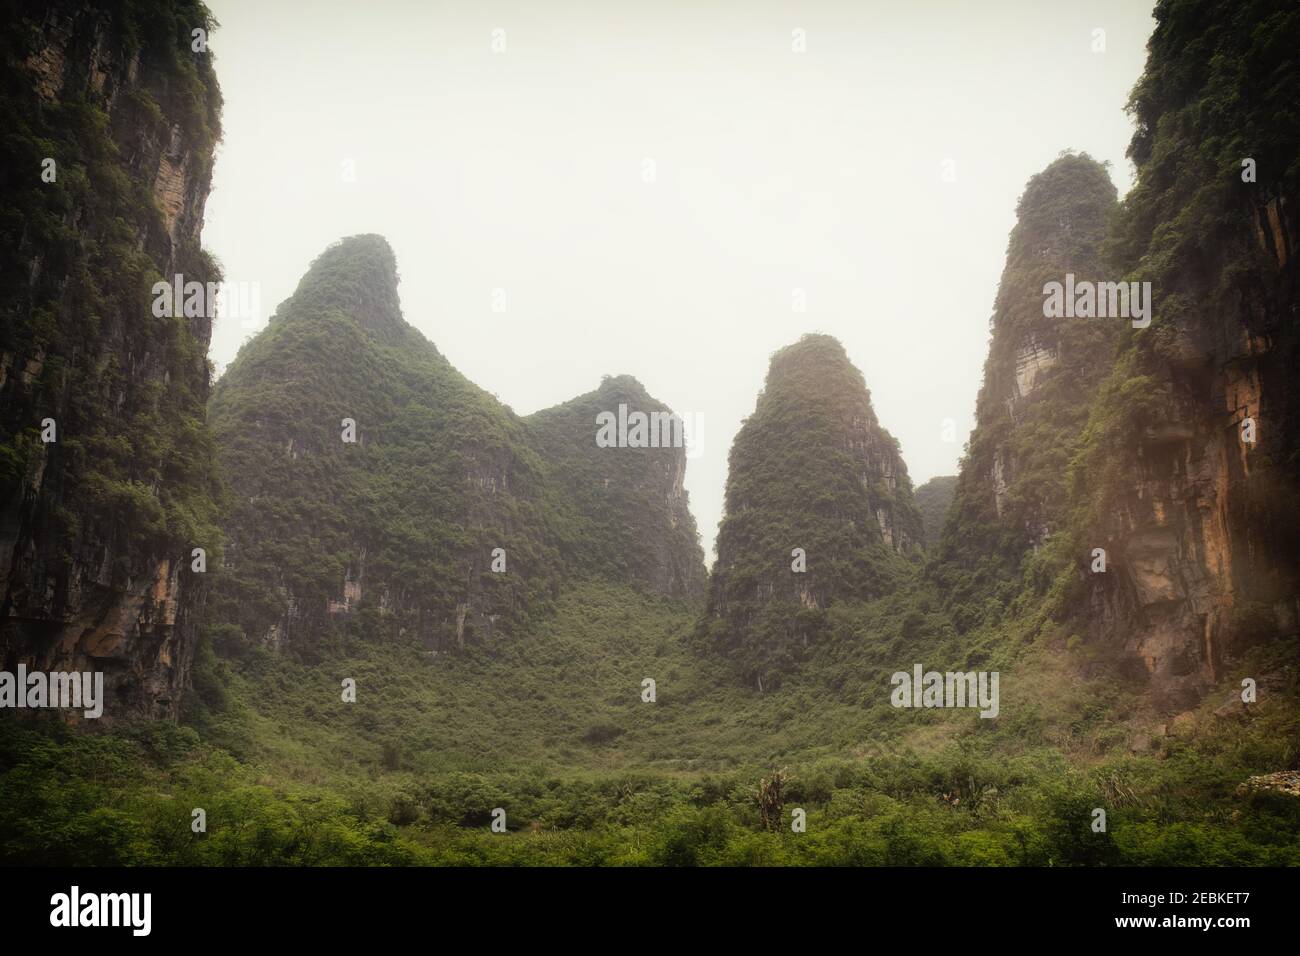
(0, 1, 223, 718)
(1069, 0, 1300, 707)
(935, 153, 1119, 615)
(936, 3, 1300, 709)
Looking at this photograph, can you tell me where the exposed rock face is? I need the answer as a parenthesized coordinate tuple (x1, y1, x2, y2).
(1013, 339, 1057, 400)
(1087, 409, 1248, 702)
(700, 334, 922, 687)
(1236, 772, 1300, 799)
(0, 1, 223, 719)
(209, 236, 706, 657)
(1072, 0, 1300, 708)
(936, 154, 1118, 590)
(1079, 261, 1294, 707)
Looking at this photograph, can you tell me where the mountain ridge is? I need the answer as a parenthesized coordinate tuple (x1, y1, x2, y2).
(209, 234, 706, 658)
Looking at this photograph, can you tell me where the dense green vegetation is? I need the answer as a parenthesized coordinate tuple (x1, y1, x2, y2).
(2, 580, 1296, 865)
(528, 375, 705, 600)
(209, 235, 569, 652)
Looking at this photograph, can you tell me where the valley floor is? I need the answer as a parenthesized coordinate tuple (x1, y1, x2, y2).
(2, 582, 1297, 866)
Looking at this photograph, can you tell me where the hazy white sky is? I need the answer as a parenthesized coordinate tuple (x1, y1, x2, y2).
(203, 0, 1156, 562)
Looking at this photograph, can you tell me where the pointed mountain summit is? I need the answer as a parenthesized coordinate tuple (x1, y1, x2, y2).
(209, 236, 705, 654)
(934, 153, 1118, 626)
(268, 234, 408, 343)
(700, 334, 921, 688)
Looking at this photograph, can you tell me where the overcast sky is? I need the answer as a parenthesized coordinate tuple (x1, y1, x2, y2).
(203, 0, 1156, 563)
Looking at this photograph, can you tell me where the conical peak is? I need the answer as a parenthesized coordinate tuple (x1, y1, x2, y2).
(1013, 152, 1117, 232)
(760, 334, 875, 417)
(768, 333, 851, 377)
(280, 234, 405, 339)
(594, 374, 653, 405)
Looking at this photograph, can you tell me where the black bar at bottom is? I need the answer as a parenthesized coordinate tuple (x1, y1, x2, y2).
(2, 866, 1290, 941)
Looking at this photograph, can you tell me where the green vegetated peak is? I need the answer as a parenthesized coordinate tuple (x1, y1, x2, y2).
(269, 233, 410, 345)
(595, 372, 651, 398)
(700, 333, 922, 689)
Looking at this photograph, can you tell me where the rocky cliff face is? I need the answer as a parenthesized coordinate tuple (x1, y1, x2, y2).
(1070, 0, 1300, 708)
(700, 334, 922, 688)
(0, 1, 223, 718)
(209, 236, 705, 657)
